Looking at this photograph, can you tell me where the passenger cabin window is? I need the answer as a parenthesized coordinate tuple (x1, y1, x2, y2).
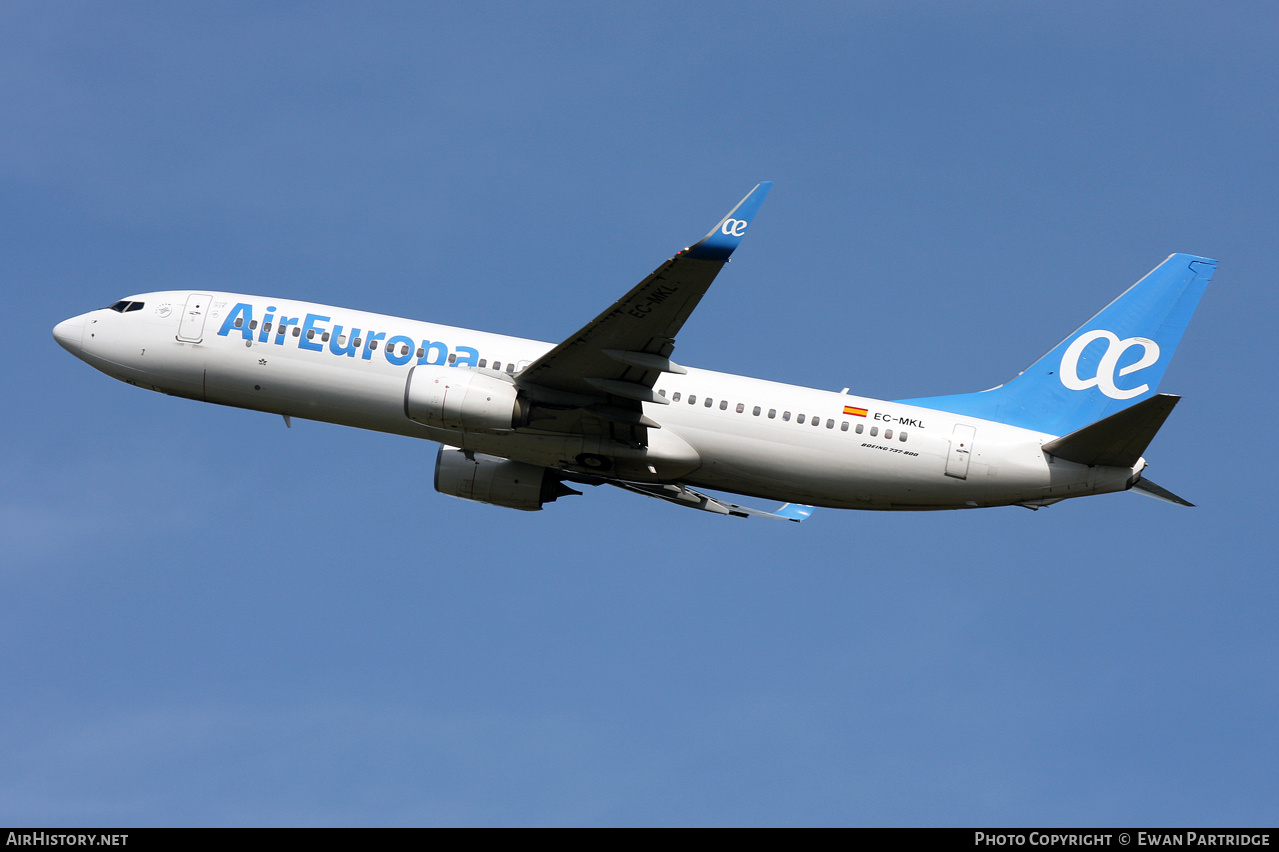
(672, 392, 681, 401)
(720, 400, 728, 410)
(323, 332, 331, 342)
(293, 327, 301, 337)
(479, 359, 488, 368)
(688, 395, 696, 405)
(870, 426, 878, 437)
(884, 429, 893, 439)
(235, 318, 243, 328)
(768, 409, 776, 419)
(797, 414, 805, 424)
(856, 423, 864, 434)
(752, 406, 761, 416)
(899, 432, 908, 442)
(658, 389, 667, 397)
(826, 419, 834, 429)
(841, 421, 849, 432)
(447, 353, 456, 364)
(782, 411, 791, 421)
(704, 397, 713, 408)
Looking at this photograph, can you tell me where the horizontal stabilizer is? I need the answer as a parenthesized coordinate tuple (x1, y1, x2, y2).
(1041, 393, 1180, 467)
(1131, 477, 1195, 507)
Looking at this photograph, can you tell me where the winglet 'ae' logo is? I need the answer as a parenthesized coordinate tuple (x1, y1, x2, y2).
(1059, 330, 1160, 400)
(720, 218, 748, 237)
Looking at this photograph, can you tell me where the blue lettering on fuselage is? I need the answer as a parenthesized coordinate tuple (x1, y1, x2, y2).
(418, 341, 448, 365)
(216, 302, 484, 369)
(385, 335, 415, 366)
(328, 324, 361, 357)
(219, 303, 254, 340)
(258, 306, 276, 342)
(275, 316, 298, 343)
(299, 314, 329, 352)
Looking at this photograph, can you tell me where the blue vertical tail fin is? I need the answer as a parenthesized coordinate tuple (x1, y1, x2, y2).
(896, 253, 1217, 436)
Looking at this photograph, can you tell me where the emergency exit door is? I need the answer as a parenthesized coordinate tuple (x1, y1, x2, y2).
(945, 424, 976, 479)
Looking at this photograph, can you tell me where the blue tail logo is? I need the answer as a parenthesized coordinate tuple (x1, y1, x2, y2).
(897, 253, 1217, 436)
(1059, 330, 1159, 400)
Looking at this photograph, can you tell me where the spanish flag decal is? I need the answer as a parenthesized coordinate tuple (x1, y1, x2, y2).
(842, 406, 868, 417)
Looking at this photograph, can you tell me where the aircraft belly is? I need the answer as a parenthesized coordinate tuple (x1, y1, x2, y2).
(668, 423, 931, 508)
(668, 420, 1073, 510)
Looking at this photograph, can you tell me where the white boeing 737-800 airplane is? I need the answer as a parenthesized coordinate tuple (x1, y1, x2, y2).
(53, 183, 1215, 520)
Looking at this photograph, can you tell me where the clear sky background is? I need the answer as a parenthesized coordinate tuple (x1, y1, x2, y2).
(3, 1, 1276, 827)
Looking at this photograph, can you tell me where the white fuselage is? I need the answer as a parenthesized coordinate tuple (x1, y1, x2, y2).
(53, 290, 1139, 511)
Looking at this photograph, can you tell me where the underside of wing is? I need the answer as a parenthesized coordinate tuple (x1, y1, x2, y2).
(582, 476, 812, 521)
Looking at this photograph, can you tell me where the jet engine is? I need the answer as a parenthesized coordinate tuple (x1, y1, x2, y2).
(405, 366, 527, 432)
(434, 446, 580, 511)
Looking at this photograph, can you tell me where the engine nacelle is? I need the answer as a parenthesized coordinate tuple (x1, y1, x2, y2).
(434, 447, 579, 511)
(405, 366, 525, 432)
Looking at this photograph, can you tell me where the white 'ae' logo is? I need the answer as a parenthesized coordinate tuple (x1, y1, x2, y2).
(1059, 329, 1161, 400)
(720, 218, 748, 237)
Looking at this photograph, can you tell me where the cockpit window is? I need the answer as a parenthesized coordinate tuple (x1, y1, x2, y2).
(125, 301, 144, 312)
(107, 300, 146, 313)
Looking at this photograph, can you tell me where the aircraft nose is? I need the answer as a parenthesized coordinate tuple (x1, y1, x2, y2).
(53, 314, 85, 354)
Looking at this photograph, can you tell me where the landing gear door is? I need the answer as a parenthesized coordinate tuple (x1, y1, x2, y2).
(945, 423, 976, 479)
(177, 293, 212, 343)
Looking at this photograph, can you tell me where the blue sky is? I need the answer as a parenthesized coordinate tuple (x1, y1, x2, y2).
(3, 1, 1277, 826)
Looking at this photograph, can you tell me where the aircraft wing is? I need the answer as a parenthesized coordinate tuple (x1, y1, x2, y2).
(584, 477, 812, 521)
(515, 183, 772, 420)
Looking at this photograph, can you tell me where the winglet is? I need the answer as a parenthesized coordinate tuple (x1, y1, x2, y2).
(683, 182, 773, 261)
